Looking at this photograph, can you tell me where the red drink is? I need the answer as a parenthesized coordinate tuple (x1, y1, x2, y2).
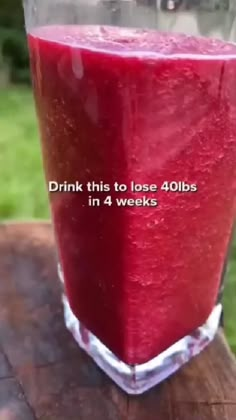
(28, 26, 236, 365)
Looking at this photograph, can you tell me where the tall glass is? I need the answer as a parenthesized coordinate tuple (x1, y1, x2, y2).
(23, 0, 236, 394)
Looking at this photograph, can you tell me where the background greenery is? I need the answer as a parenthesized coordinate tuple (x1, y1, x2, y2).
(0, 0, 30, 84)
(0, 1, 235, 354)
(0, 88, 48, 218)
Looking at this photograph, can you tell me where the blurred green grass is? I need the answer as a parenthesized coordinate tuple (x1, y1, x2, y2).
(0, 86, 235, 353)
(0, 86, 49, 219)
(224, 244, 236, 354)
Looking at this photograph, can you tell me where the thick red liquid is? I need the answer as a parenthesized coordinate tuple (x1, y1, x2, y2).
(28, 26, 236, 364)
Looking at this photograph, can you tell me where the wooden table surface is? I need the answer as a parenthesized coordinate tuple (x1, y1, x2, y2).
(0, 222, 236, 420)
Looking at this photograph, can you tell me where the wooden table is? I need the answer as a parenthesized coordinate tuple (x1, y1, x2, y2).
(0, 222, 236, 420)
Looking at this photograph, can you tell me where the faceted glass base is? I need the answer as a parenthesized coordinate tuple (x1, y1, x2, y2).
(62, 292, 222, 395)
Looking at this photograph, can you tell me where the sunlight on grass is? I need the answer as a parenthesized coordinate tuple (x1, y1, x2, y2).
(0, 87, 49, 219)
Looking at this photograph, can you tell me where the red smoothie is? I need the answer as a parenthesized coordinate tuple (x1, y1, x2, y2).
(28, 26, 236, 365)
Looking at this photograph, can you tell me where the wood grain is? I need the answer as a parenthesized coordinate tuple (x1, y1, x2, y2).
(0, 222, 235, 420)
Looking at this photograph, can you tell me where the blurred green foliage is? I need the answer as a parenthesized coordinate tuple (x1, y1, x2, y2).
(0, 0, 24, 28)
(0, 0, 30, 84)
